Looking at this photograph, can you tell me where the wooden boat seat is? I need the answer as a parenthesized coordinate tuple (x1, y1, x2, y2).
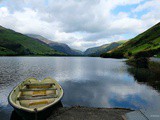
(29, 100, 49, 106)
(24, 83, 55, 86)
(18, 94, 58, 100)
(20, 88, 57, 92)
(24, 83, 55, 89)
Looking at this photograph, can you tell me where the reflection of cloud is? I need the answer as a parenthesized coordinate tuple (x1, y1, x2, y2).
(107, 81, 160, 110)
(61, 74, 160, 110)
(0, 57, 160, 111)
(109, 84, 141, 97)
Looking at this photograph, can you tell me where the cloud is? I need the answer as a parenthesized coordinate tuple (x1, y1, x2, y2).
(133, 0, 159, 12)
(0, 0, 160, 50)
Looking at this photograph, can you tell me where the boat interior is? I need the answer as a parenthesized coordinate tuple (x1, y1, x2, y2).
(13, 78, 61, 109)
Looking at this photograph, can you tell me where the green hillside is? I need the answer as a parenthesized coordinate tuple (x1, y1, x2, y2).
(0, 26, 65, 56)
(101, 22, 160, 58)
(84, 40, 126, 56)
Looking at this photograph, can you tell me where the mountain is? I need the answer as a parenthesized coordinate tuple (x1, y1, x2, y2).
(101, 22, 160, 58)
(84, 40, 126, 56)
(26, 34, 52, 44)
(0, 26, 65, 56)
(49, 42, 83, 56)
(27, 34, 83, 56)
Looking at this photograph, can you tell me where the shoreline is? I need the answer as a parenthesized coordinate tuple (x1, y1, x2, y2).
(9, 106, 133, 120)
(9, 102, 133, 120)
(47, 106, 132, 120)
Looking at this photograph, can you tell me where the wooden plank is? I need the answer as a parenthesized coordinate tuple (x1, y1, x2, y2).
(124, 111, 147, 120)
(29, 100, 48, 106)
(18, 94, 57, 100)
(25, 83, 55, 86)
(33, 91, 46, 96)
(20, 88, 57, 91)
(140, 109, 160, 120)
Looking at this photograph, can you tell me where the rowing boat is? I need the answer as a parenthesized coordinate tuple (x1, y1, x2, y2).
(8, 77, 63, 120)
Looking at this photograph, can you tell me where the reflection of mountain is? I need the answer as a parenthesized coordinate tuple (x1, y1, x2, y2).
(127, 67, 160, 92)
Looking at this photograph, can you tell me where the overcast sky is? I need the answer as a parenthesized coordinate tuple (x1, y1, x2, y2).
(0, 0, 160, 51)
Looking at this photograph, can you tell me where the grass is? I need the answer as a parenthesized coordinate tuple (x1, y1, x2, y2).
(0, 46, 16, 55)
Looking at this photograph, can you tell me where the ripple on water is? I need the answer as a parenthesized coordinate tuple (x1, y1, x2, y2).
(0, 57, 160, 120)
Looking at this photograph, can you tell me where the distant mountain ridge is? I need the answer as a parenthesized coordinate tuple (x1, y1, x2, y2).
(84, 40, 126, 56)
(26, 34, 53, 44)
(2, 22, 159, 58)
(0, 26, 65, 56)
(26, 34, 83, 56)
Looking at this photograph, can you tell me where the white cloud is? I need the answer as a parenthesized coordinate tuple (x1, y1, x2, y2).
(0, 0, 160, 50)
(133, 0, 160, 12)
(133, 0, 160, 28)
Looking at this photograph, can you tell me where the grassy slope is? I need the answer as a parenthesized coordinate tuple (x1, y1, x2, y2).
(0, 26, 65, 56)
(102, 22, 160, 58)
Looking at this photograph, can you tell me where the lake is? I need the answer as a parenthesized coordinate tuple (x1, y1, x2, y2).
(0, 57, 160, 120)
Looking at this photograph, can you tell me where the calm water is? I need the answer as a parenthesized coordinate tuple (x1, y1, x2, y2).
(0, 57, 160, 120)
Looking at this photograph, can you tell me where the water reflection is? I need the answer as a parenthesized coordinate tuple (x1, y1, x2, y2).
(0, 105, 13, 120)
(9, 101, 63, 120)
(0, 57, 160, 120)
(60, 77, 160, 110)
(10, 111, 22, 120)
(128, 67, 160, 92)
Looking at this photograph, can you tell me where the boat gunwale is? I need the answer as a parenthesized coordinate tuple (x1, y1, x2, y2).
(8, 77, 64, 113)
